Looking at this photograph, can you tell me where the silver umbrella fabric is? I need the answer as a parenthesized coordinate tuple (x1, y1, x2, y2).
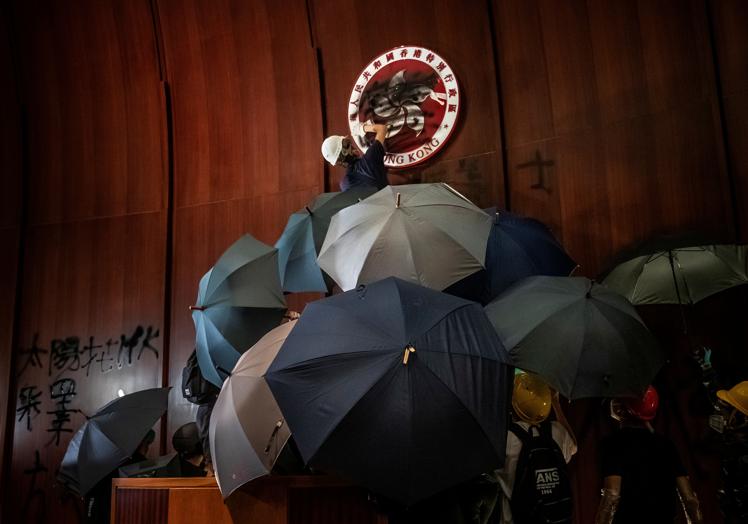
(275, 189, 376, 293)
(191, 234, 287, 387)
(317, 183, 492, 291)
(602, 244, 748, 305)
(485, 276, 664, 399)
(210, 321, 296, 498)
(58, 387, 169, 495)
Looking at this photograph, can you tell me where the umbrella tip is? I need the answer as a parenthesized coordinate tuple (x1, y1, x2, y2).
(396, 192, 401, 208)
(305, 206, 313, 215)
(189, 305, 205, 311)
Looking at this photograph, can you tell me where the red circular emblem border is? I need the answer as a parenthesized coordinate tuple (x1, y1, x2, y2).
(348, 45, 461, 169)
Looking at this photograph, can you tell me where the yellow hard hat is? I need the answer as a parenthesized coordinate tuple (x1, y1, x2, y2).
(512, 372, 552, 425)
(717, 381, 748, 416)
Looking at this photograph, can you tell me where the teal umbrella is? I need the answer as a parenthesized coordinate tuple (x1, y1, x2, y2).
(275, 189, 375, 293)
(602, 244, 748, 305)
(191, 234, 287, 386)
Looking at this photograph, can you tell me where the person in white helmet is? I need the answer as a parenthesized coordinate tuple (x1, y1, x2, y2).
(321, 122, 388, 191)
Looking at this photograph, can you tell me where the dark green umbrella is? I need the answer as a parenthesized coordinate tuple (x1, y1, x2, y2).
(485, 276, 664, 399)
(191, 234, 287, 386)
(58, 388, 169, 495)
(275, 188, 376, 293)
(602, 244, 748, 305)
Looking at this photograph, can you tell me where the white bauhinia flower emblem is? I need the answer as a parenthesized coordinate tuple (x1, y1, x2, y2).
(369, 70, 448, 138)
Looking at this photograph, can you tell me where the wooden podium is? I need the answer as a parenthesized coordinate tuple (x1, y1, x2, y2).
(111, 476, 389, 524)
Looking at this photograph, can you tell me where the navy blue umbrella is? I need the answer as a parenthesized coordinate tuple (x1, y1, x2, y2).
(446, 210, 576, 304)
(265, 277, 512, 505)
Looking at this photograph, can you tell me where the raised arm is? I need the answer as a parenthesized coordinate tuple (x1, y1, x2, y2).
(676, 476, 703, 524)
(363, 122, 387, 145)
(594, 475, 622, 524)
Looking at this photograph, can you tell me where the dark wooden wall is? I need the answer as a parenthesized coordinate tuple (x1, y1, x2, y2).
(1, 0, 746, 522)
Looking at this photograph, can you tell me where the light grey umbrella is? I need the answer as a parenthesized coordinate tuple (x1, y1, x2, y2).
(210, 320, 296, 498)
(317, 183, 492, 291)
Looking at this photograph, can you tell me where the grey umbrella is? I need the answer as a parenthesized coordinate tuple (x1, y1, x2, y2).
(602, 244, 748, 305)
(485, 276, 664, 399)
(191, 234, 287, 387)
(317, 183, 492, 291)
(275, 189, 376, 293)
(58, 387, 170, 495)
(210, 320, 296, 498)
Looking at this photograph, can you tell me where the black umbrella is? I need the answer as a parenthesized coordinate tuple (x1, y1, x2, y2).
(58, 387, 170, 495)
(485, 276, 663, 399)
(265, 277, 512, 505)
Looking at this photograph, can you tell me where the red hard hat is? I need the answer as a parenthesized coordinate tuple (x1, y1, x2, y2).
(623, 385, 659, 421)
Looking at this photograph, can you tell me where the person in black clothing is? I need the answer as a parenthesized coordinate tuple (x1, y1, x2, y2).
(595, 386, 702, 524)
(172, 422, 207, 477)
(321, 122, 389, 191)
(710, 380, 748, 522)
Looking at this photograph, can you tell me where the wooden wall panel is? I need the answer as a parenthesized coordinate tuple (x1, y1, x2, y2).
(157, 0, 324, 208)
(710, 0, 748, 241)
(494, 0, 734, 276)
(0, 8, 22, 503)
(0, 226, 19, 513)
(6, 213, 167, 524)
(312, 0, 505, 208)
(12, 0, 165, 225)
(157, 0, 325, 444)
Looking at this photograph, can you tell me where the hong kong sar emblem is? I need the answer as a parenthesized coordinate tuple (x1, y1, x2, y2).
(348, 45, 460, 168)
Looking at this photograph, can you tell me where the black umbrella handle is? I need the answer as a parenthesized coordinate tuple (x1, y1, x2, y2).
(264, 420, 284, 454)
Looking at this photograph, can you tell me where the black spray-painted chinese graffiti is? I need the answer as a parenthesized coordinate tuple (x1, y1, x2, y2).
(46, 378, 79, 446)
(16, 325, 161, 379)
(14, 325, 161, 437)
(16, 385, 43, 431)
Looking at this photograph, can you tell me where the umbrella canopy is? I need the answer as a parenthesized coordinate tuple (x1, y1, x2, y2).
(58, 387, 170, 495)
(118, 453, 184, 478)
(317, 183, 493, 292)
(485, 276, 663, 399)
(191, 234, 287, 386)
(210, 320, 296, 499)
(266, 277, 512, 505)
(446, 210, 576, 304)
(602, 244, 748, 305)
(275, 189, 376, 293)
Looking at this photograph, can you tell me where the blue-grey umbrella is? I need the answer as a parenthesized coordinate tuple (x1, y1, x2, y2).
(58, 387, 169, 495)
(485, 276, 663, 399)
(266, 277, 512, 505)
(275, 189, 375, 293)
(191, 234, 287, 386)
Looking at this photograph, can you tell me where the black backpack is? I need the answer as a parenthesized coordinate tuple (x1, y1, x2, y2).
(509, 421, 573, 524)
(181, 349, 219, 404)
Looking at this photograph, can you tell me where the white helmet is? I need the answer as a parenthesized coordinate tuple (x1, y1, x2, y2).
(321, 135, 345, 166)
